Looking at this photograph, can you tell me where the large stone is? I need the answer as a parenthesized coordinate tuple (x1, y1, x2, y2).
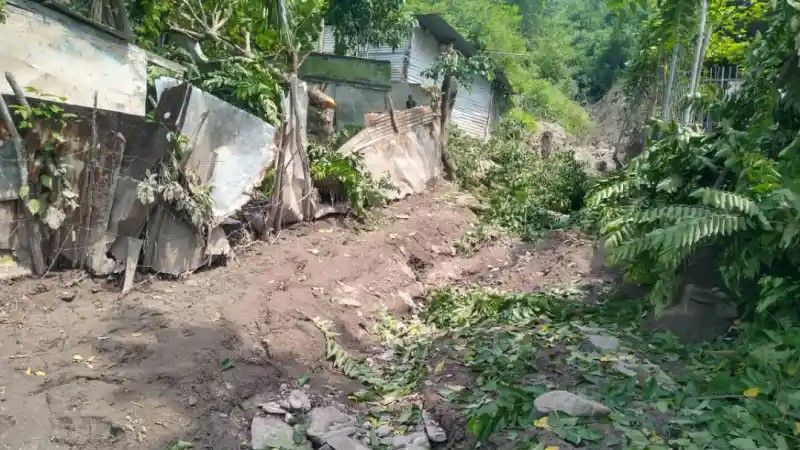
(251, 415, 295, 450)
(288, 389, 311, 411)
(534, 391, 611, 417)
(644, 283, 738, 344)
(307, 406, 357, 444)
(422, 411, 446, 443)
(584, 334, 620, 353)
(325, 435, 370, 450)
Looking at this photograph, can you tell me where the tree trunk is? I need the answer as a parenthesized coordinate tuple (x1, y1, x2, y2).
(683, 0, 709, 125)
(661, 43, 680, 122)
(439, 74, 458, 182)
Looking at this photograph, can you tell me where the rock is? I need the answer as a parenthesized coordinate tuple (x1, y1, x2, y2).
(322, 426, 359, 441)
(361, 421, 372, 430)
(584, 334, 620, 353)
(387, 435, 411, 449)
(259, 401, 289, 415)
(325, 434, 370, 450)
(288, 389, 311, 411)
(613, 362, 638, 377)
(403, 444, 428, 450)
(251, 415, 296, 450)
(534, 391, 611, 417)
(307, 406, 357, 444)
(336, 297, 362, 308)
(59, 291, 76, 302)
(285, 413, 296, 424)
(410, 431, 430, 449)
(422, 411, 446, 443)
(187, 396, 198, 407)
(376, 425, 392, 437)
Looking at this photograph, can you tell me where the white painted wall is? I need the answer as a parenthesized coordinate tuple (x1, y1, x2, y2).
(0, 1, 147, 116)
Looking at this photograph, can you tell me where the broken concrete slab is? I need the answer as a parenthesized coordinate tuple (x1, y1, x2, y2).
(534, 390, 611, 417)
(142, 208, 230, 276)
(156, 83, 277, 221)
(121, 237, 143, 295)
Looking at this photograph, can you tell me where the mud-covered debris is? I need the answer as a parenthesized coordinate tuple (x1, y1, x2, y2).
(534, 390, 611, 417)
(288, 389, 311, 411)
(59, 291, 76, 302)
(251, 415, 296, 450)
(259, 402, 288, 415)
(325, 434, 370, 450)
(306, 406, 357, 444)
(335, 297, 362, 308)
(422, 411, 447, 443)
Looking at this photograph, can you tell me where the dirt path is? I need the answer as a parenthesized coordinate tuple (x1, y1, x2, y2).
(0, 184, 597, 450)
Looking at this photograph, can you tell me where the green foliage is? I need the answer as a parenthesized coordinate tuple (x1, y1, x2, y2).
(422, 49, 495, 88)
(407, 0, 595, 134)
(308, 144, 395, 219)
(137, 132, 215, 230)
(11, 89, 80, 228)
(327, 0, 413, 53)
(0, 0, 6, 23)
(587, 0, 800, 316)
(193, 58, 281, 125)
(450, 123, 590, 241)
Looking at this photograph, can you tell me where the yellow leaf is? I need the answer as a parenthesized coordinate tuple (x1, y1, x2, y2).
(544, 447, 559, 450)
(539, 325, 550, 334)
(72, 354, 84, 362)
(743, 387, 760, 398)
(533, 416, 549, 429)
(34, 370, 46, 377)
(600, 354, 617, 362)
(25, 367, 32, 376)
(794, 421, 800, 435)
(433, 360, 445, 374)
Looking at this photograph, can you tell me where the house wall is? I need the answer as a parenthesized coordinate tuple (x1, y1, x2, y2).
(322, 82, 432, 131)
(320, 24, 502, 139)
(320, 26, 409, 82)
(0, 0, 147, 116)
(407, 28, 440, 86)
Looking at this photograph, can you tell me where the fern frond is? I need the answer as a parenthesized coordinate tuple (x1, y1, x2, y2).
(629, 205, 715, 223)
(692, 188, 760, 216)
(604, 223, 633, 249)
(610, 214, 748, 266)
(587, 179, 640, 207)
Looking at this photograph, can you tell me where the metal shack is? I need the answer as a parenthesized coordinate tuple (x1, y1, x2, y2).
(318, 14, 511, 140)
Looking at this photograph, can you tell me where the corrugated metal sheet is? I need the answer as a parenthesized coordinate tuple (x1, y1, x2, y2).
(407, 28, 440, 86)
(321, 26, 336, 53)
(320, 26, 409, 81)
(452, 75, 493, 140)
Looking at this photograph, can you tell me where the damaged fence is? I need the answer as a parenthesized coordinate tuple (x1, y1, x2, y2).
(0, 71, 447, 285)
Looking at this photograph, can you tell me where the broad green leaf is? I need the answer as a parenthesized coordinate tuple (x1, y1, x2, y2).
(40, 175, 53, 190)
(19, 184, 29, 199)
(26, 198, 41, 215)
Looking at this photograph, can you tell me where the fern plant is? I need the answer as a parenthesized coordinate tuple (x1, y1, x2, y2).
(588, 0, 800, 316)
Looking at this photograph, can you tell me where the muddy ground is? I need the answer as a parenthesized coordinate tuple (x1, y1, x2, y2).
(0, 184, 599, 450)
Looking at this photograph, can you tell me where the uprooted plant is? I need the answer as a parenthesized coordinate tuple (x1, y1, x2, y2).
(136, 131, 214, 231)
(308, 142, 395, 219)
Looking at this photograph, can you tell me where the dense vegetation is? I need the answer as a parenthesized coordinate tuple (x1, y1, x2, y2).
(315, 1, 800, 449)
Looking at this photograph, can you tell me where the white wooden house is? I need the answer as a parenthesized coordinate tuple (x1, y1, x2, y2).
(319, 14, 510, 140)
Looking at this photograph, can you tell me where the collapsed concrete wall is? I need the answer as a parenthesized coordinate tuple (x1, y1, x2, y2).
(338, 106, 441, 200)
